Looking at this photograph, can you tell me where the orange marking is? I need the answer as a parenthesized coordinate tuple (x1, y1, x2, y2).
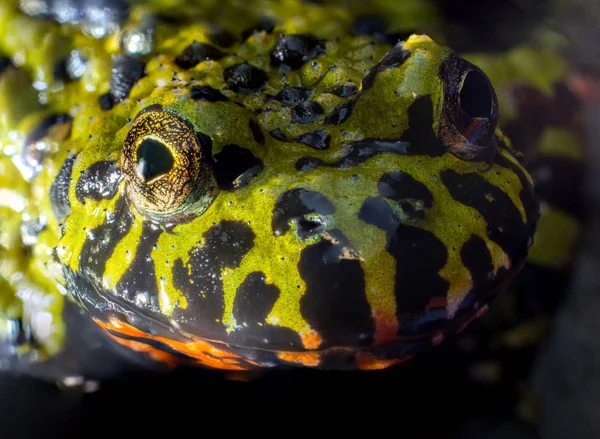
(300, 329, 323, 350)
(427, 297, 447, 309)
(277, 351, 320, 367)
(373, 309, 399, 344)
(103, 331, 179, 367)
(355, 354, 407, 371)
(95, 318, 259, 371)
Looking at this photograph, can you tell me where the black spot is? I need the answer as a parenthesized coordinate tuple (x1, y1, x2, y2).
(173, 221, 255, 337)
(324, 99, 356, 125)
(109, 55, 146, 104)
(25, 114, 73, 149)
(75, 161, 122, 204)
(358, 197, 449, 330)
(271, 188, 335, 236)
(291, 101, 323, 124)
(189, 85, 227, 102)
(299, 232, 374, 348)
(233, 272, 279, 325)
(241, 17, 276, 40)
(274, 85, 310, 106)
(22, 114, 73, 175)
(331, 84, 359, 98)
(295, 130, 330, 150)
(79, 196, 135, 284)
(50, 154, 76, 222)
(0, 57, 11, 74)
(135, 139, 173, 182)
(461, 235, 494, 290)
(351, 15, 411, 45)
(460, 69, 494, 118)
(270, 34, 325, 70)
(269, 128, 289, 141)
(249, 119, 265, 145)
(209, 28, 238, 48)
(115, 222, 162, 309)
(299, 95, 445, 171)
(213, 144, 264, 190)
(175, 42, 226, 69)
(378, 171, 433, 208)
(53, 50, 87, 83)
(362, 42, 410, 91)
(441, 169, 535, 266)
(223, 62, 268, 94)
(99, 93, 113, 110)
(528, 156, 585, 221)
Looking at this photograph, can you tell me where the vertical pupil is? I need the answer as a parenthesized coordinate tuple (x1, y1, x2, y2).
(136, 138, 174, 182)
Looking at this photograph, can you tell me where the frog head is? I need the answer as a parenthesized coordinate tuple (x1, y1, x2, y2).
(53, 35, 539, 370)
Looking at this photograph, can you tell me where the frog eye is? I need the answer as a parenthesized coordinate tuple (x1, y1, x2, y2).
(121, 110, 217, 220)
(439, 57, 499, 161)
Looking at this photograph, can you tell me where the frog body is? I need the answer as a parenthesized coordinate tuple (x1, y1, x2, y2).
(0, 0, 539, 372)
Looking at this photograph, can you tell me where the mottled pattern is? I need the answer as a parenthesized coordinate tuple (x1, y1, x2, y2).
(0, 0, 539, 371)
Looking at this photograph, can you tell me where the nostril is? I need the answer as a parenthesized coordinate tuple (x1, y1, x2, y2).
(296, 216, 327, 240)
(459, 69, 493, 119)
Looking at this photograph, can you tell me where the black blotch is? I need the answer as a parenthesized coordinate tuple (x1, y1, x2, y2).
(299, 231, 375, 348)
(53, 50, 87, 82)
(270, 34, 325, 70)
(173, 221, 255, 336)
(22, 114, 73, 174)
(292, 101, 323, 124)
(50, 154, 76, 222)
(241, 17, 276, 40)
(24, 114, 73, 149)
(213, 144, 264, 190)
(362, 41, 410, 91)
(233, 272, 279, 325)
(324, 99, 356, 125)
(271, 188, 335, 236)
(331, 84, 359, 98)
(351, 15, 413, 45)
(75, 161, 122, 204)
(249, 119, 265, 145)
(295, 130, 330, 150)
(299, 95, 444, 171)
(135, 138, 174, 182)
(528, 156, 585, 221)
(209, 29, 237, 48)
(109, 55, 146, 104)
(80, 196, 134, 284)
(223, 62, 268, 94)
(175, 42, 226, 69)
(115, 222, 162, 309)
(358, 197, 449, 327)
(461, 235, 494, 290)
(269, 128, 289, 142)
(378, 171, 433, 208)
(99, 93, 113, 110)
(441, 169, 535, 266)
(189, 85, 227, 102)
(0, 57, 11, 74)
(274, 85, 310, 106)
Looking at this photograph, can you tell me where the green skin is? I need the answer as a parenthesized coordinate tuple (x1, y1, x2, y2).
(0, 0, 539, 371)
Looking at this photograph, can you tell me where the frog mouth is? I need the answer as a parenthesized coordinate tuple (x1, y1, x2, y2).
(64, 264, 510, 371)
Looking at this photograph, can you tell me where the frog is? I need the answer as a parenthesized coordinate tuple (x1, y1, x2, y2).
(0, 0, 539, 376)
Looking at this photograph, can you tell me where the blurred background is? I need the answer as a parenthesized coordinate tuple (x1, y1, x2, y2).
(0, 0, 599, 437)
